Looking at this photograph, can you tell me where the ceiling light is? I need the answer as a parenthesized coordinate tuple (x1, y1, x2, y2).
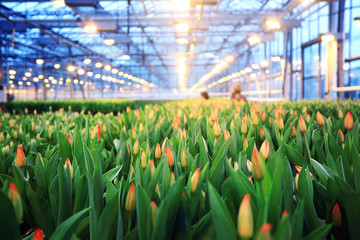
(84, 23, 97, 33)
(36, 59, 44, 65)
(271, 56, 281, 62)
(51, 0, 65, 8)
(26, 81, 31, 86)
(9, 70, 16, 75)
(84, 58, 91, 64)
(225, 55, 234, 62)
(87, 72, 94, 77)
(248, 36, 261, 45)
(33, 77, 39, 82)
(321, 34, 335, 42)
(111, 68, 119, 74)
(104, 65, 111, 71)
(104, 39, 115, 46)
(95, 62, 103, 68)
(177, 38, 189, 45)
(172, 0, 190, 10)
(260, 60, 269, 67)
(175, 23, 190, 32)
(54, 63, 61, 69)
(95, 74, 101, 78)
(245, 67, 252, 73)
(265, 19, 281, 30)
(78, 69, 85, 75)
(252, 64, 260, 70)
(67, 65, 75, 72)
(73, 79, 79, 84)
(354, 17, 360, 27)
(25, 72, 32, 77)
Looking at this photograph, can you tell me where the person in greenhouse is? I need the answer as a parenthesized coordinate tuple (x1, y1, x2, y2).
(200, 91, 210, 100)
(231, 84, 246, 101)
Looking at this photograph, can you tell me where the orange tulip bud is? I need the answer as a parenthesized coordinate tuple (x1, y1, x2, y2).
(170, 172, 175, 186)
(150, 160, 155, 177)
(251, 147, 265, 181)
(9, 183, 23, 222)
(132, 140, 139, 155)
(15, 145, 26, 168)
(255, 223, 272, 240)
(126, 106, 130, 113)
(237, 194, 253, 239)
(260, 140, 269, 159)
(277, 117, 284, 131)
(298, 116, 307, 133)
(294, 165, 313, 179)
(66, 135, 72, 147)
(241, 117, 248, 134)
(316, 111, 325, 126)
(268, 116, 273, 126)
(181, 149, 188, 167)
(102, 123, 107, 133)
(338, 129, 345, 143)
(332, 203, 342, 227)
(213, 119, 221, 137)
(243, 138, 248, 151)
(344, 112, 354, 130)
(90, 123, 101, 141)
(291, 125, 297, 137)
(141, 150, 147, 169)
(251, 108, 259, 126)
(261, 110, 266, 122)
(191, 168, 201, 192)
(64, 158, 73, 179)
(148, 109, 155, 121)
(155, 143, 162, 159)
(260, 127, 264, 140)
(125, 183, 136, 211)
(210, 105, 218, 121)
(165, 146, 174, 167)
(151, 201, 157, 227)
(338, 108, 343, 119)
(131, 128, 137, 140)
(32, 229, 44, 240)
(172, 115, 180, 131)
(224, 129, 231, 142)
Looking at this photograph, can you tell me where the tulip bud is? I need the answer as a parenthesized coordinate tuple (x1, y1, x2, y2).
(224, 129, 231, 143)
(277, 117, 284, 131)
(2, 145, 10, 155)
(162, 137, 168, 153)
(170, 172, 175, 186)
(66, 135, 72, 147)
(260, 127, 264, 140)
(102, 123, 107, 133)
(32, 229, 44, 240)
(344, 112, 354, 130)
(64, 158, 73, 179)
(268, 117, 273, 126)
(213, 119, 221, 137)
(165, 146, 174, 167)
(234, 162, 239, 171)
(191, 168, 201, 192)
(237, 194, 253, 239)
(0, 132, 4, 143)
(291, 125, 297, 137)
(210, 105, 218, 121)
(15, 145, 26, 168)
(332, 203, 342, 227)
(298, 116, 307, 133)
(125, 183, 136, 211)
(8, 183, 23, 222)
(151, 201, 157, 227)
(260, 140, 269, 159)
(328, 116, 332, 127)
(132, 140, 139, 155)
(150, 160, 155, 177)
(295, 166, 313, 179)
(131, 128, 137, 140)
(155, 143, 162, 159)
(155, 183, 160, 197)
(241, 117, 247, 134)
(139, 123, 144, 132)
(122, 125, 127, 134)
(338, 129, 345, 143)
(251, 109, 259, 126)
(126, 106, 130, 113)
(316, 111, 325, 127)
(230, 119, 235, 131)
(260, 110, 266, 122)
(172, 115, 180, 131)
(181, 128, 187, 143)
(141, 150, 147, 169)
(294, 173, 299, 191)
(251, 148, 265, 181)
(202, 138, 208, 152)
(255, 223, 272, 240)
(243, 138, 248, 151)
(181, 149, 188, 167)
(134, 109, 140, 121)
(149, 109, 155, 121)
(247, 159, 252, 173)
(90, 123, 101, 141)
(338, 108, 343, 119)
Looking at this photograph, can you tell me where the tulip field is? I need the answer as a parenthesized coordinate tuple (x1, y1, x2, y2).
(1, 99, 360, 240)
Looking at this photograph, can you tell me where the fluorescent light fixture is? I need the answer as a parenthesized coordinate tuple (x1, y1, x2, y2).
(84, 23, 97, 33)
(95, 62, 103, 68)
(9, 70, 16, 75)
(321, 34, 335, 42)
(248, 36, 261, 45)
(175, 23, 190, 32)
(104, 65, 112, 71)
(225, 55, 234, 62)
(177, 38, 189, 45)
(104, 38, 115, 46)
(271, 56, 281, 62)
(36, 59, 44, 65)
(87, 72, 94, 76)
(111, 68, 119, 74)
(78, 69, 85, 75)
(25, 72, 32, 77)
(83, 58, 91, 64)
(54, 63, 61, 69)
(260, 60, 269, 67)
(51, 0, 65, 8)
(67, 65, 75, 72)
(265, 19, 281, 30)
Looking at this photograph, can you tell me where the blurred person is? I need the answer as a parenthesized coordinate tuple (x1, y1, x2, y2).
(231, 85, 246, 101)
(200, 91, 210, 100)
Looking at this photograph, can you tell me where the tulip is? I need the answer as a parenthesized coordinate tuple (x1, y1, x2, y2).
(261, 110, 266, 122)
(32, 229, 44, 240)
(172, 115, 180, 131)
(230, 119, 235, 131)
(134, 109, 140, 121)
(126, 106, 131, 113)
(102, 123, 107, 133)
(125, 183, 136, 211)
(141, 150, 147, 169)
(150, 160, 155, 177)
(338, 108, 343, 119)
(277, 117, 284, 131)
(344, 112, 354, 130)
(332, 203, 342, 227)
(131, 128, 137, 140)
(268, 117, 273, 126)
(191, 168, 201, 192)
(181, 149, 188, 167)
(247, 159, 252, 173)
(241, 117, 248, 134)
(66, 135, 72, 147)
(148, 109, 155, 121)
(132, 140, 139, 155)
(234, 162, 239, 171)
(155, 143, 162, 159)
(237, 194, 253, 239)
(298, 116, 307, 133)
(170, 172, 175, 186)
(0, 132, 4, 143)
(294, 165, 313, 179)
(202, 138, 208, 152)
(316, 111, 325, 126)
(255, 223, 272, 240)
(151, 201, 157, 227)
(338, 129, 345, 143)
(291, 125, 297, 137)
(155, 183, 160, 197)
(2, 145, 10, 155)
(328, 116, 332, 127)
(122, 125, 127, 134)
(64, 158, 73, 179)
(224, 129, 231, 142)
(8, 183, 23, 222)
(162, 137, 168, 153)
(243, 138, 248, 151)
(260, 127, 264, 140)
(90, 123, 101, 141)
(139, 123, 144, 132)
(210, 105, 218, 121)
(181, 128, 187, 143)
(294, 173, 299, 191)
(260, 140, 269, 159)
(15, 145, 26, 168)
(251, 109, 259, 126)
(213, 119, 221, 137)
(248, 176, 253, 184)
(165, 146, 174, 167)
(251, 148, 265, 181)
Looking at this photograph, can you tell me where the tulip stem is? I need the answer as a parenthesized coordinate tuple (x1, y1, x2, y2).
(127, 213, 133, 234)
(303, 134, 312, 162)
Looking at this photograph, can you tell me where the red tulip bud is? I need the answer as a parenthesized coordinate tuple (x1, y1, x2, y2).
(344, 112, 354, 130)
(191, 168, 201, 192)
(338, 129, 345, 143)
(15, 145, 26, 168)
(165, 146, 174, 167)
(9, 183, 23, 222)
(64, 158, 73, 179)
(237, 194, 253, 239)
(298, 116, 307, 133)
(224, 129, 231, 142)
(66, 135, 72, 147)
(332, 203, 342, 227)
(90, 123, 101, 141)
(255, 223, 272, 240)
(32, 229, 44, 240)
(125, 183, 136, 211)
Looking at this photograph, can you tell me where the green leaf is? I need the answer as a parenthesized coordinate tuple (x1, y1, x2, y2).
(58, 132, 72, 162)
(0, 191, 22, 240)
(303, 224, 332, 240)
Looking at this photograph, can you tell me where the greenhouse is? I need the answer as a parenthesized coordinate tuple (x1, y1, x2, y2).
(0, 0, 360, 239)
